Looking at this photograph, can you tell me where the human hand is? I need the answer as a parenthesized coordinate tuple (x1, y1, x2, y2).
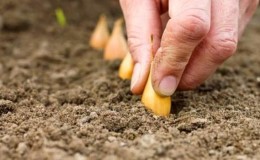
(120, 0, 259, 96)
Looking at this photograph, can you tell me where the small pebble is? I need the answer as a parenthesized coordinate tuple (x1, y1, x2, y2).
(257, 77, 260, 86)
(1, 135, 10, 144)
(226, 105, 235, 110)
(120, 142, 126, 147)
(208, 150, 217, 156)
(74, 153, 86, 160)
(90, 112, 98, 119)
(168, 127, 180, 137)
(108, 136, 116, 142)
(153, 115, 159, 119)
(236, 155, 248, 160)
(156, 146, 166, 156)
(16, 142, 28, 155)
(191, 118, 207, 124)
(257, 77, 260, 82)
(78, 116, 89, 126)
(223, 146, 235, 154)
(139, 134, 156, 148)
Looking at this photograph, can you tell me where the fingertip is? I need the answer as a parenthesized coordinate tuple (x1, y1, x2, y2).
(156, 76, 177, 96)
(130, 61, 150, 95)
(130, 63, 141, 94)
(129, 41, 155, 95)
(152, 60, 177, 96)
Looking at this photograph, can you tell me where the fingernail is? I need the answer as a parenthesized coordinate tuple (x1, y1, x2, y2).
(131, 63, 141, 90)
(158, 76, 177, 96)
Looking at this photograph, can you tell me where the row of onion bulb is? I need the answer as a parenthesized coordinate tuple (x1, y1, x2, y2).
(89, 15, 171, 116)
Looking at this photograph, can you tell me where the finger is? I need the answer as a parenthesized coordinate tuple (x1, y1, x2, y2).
(156, 0, 168, 14)
(238, 0, 259, 38)
(120, 0, 162, 94)
(161, 12, 170, 30)
(178, 0, 239, 90)
(152, 0, 211, 96)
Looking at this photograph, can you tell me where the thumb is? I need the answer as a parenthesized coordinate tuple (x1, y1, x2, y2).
(120, 0, 162, 94)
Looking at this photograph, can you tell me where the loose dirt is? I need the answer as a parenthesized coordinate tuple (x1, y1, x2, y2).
(0, 1, 259, 160)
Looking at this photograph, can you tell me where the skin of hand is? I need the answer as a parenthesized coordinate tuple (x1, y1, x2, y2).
(119, 0, 259, 96)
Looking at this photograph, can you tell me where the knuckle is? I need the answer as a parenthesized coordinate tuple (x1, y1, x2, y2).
(244, 0, 259, 15)
(217, 38, 237, 56)
(156, 48, 189, 74)
(127, 36, 144, 54)
(179, 75, 199, 90)
(166, 60, 187, 73)
(173, 11, 210, 42)
(127, 36, 140, 50)
(209, 36, 238, 63)
(128, 32, 161, 60)
(153, 57, 184, 82)
(251, 0, 259, 7)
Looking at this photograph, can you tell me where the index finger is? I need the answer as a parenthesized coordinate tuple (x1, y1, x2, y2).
(120, 0, 162, 94)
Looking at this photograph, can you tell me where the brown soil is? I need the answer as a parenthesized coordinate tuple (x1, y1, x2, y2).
(0, 1, 259, 160)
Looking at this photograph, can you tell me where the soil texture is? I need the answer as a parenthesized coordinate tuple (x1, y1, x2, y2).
(0, 1, 260, 160)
